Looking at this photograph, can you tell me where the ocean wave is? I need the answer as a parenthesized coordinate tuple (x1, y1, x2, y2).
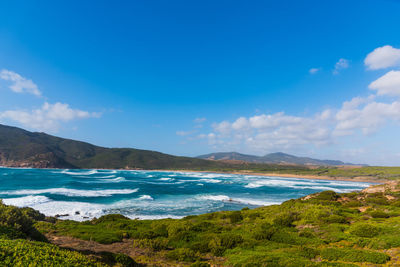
(196, 194, 279, 206)
(0, 188, 139, 197)
(3, 195, 51, 206)
(138, 195, 154, 200)
(197, 195, 230, 201)
(199, 179, 222, 184)
(61, 169, 99, 175)
(159, 177, 174, 181)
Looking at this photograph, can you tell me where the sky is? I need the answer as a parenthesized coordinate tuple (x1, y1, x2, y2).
(1, 0, 400, 165)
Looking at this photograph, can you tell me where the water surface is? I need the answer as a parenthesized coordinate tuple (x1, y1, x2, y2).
(0, 167, 371, 220)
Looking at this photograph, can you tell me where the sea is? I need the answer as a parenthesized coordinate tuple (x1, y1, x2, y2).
(0, 167, 372, 221)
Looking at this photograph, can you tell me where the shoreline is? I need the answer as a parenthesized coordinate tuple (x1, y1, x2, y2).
(153, 169, 384, 184)
(0, 165, 385, 184)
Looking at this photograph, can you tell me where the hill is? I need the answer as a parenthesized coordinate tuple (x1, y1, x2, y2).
(0, 124, 226, 170)
(197, 151, 358, 166)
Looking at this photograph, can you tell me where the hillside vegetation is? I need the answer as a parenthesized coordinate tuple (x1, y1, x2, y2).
(0, 182, 399, 266)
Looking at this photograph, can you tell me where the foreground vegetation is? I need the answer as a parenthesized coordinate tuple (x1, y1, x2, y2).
(1, 182, 400, 266)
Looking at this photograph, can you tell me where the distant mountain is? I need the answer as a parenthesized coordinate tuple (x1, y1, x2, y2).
(0, 124, 227, 170)
(197, 152, 359, 166)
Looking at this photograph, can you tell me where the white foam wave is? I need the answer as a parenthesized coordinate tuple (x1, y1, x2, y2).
(159, 177, 173, 181)
(198, 195, 231, 201)
(3, 195, 51, 206)
(0, 188, 138, 197)
(196, 194, 278, 206)
(61, 169, 99, 175)
(199, 179, 222, 184)
(138, 195, 154, 200)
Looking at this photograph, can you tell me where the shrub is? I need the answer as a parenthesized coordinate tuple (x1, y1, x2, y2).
(350, 223, 380, 238)
(0, 239, 105, 266)
(133, 238, 169, 251)
(228, 211, 243, 224)
(365, 197, 389, 205)
(167, 248, 199, 262)
(273, 212, 298, 227)
(343, 200, 362, 208)
(369, 210, 390, 218)
(321, 247, 390, 264)
(190, 261, 210, 267)
(114, 253, 139, 267)
(314, 191, 340, 201)
(323, 214, 347, 224)
(253, 223, 277, 240)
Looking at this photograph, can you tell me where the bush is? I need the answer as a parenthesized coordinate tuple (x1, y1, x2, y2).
(273, 212, 298, 227)
(228, 211, 243, 224)
(133, 238, 169, 251)
(365, 197, 389, 205)
(0, 239, 105, 266)
(167, 248, 199, 262)
(350, 223, 380, 238)
(369, 210, 390, 218)
(253, 223, 277, 240)
(190, 261, 210, 267)
(114, 253, 139, 267)
(321, 247, 390, 264)
(323, 214, 347, 224)
(314, 191, 340, 201)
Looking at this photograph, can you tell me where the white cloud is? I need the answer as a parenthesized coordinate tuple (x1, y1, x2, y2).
(334, 96, 400, 135)
(309, 68, 320, 74)
(333, 58, 349, 74)
(0, 69, 41, 96)
(369, 70, 400, 96)
(0, 102, 100, 132)
(364, 45, 400, 70)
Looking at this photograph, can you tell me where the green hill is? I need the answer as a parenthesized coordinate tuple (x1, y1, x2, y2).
(0, 124, 228, 170)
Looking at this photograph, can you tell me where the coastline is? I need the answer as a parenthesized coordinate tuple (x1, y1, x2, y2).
(153, 169, 385, 184)
(0, 165, 385, 184)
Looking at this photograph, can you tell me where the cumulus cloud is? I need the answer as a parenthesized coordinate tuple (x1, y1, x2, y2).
(0, 69, 41, 96)
(369, 70, 400, 96)
(333, 58, 350, 74)
(309, 68, 320, 74)
(0, 102, 100, 132)
(334, 96, 400, 136)
(364, 45, 400, 70)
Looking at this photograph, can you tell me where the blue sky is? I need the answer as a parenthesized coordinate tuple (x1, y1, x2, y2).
(1, 0, 400, 165)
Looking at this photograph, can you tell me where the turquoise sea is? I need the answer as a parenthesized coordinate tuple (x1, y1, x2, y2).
(0, 167, 371, 221)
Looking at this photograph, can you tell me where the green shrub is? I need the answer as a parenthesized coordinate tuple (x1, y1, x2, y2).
(190, 261, 210, 267)
(0, 239, 105, 266)
(167, 248, 199, 262)
(114, 253, 139, 267)
(228, 211, 243, 224)
(133, 238, 169, 251)
(273, 212, 298, 227)
(323, 214, 347, 224)
(253, 223, 277, 240)
(350, 223, 380, 238)
(365, 196, 389, 205)
(321, 247, 390, 264)
(369, 210, 390, 218)
(314, 191, 340, 201)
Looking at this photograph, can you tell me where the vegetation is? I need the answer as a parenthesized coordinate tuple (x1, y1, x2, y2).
(0, 200, 137, 266)
(31, 183, 400, 266)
